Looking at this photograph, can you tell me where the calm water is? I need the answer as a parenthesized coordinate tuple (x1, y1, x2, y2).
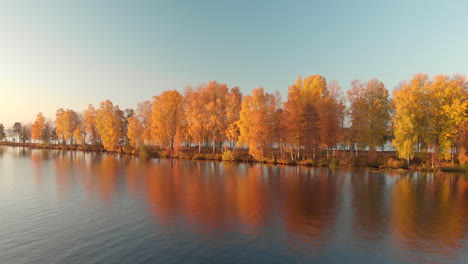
(0, 147, 467, 264)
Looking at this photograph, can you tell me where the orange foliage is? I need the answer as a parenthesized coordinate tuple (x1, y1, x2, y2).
(96, 100, 124, 152)
(31, 112, 46, 142)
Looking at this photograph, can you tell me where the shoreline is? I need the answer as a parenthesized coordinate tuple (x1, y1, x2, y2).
(1, 142, 466, 172)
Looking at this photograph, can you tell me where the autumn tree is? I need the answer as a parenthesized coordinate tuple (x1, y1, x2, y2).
(203, 81, 229, 153)
(73, 122, 85, 146)
(55, 108, 79, 144)
(31, 112, 46, 142)
(184, 81, 233, 153)
(55, 108, 65, 143)
(237, 87, 281, 161)
(318, 80, 345, 158)
(454, 76, 468, 163)
(393, 73, 468, 164)
(426, 74, 467, 163)
(283, 84, 302, 159)
(83, 104, 100, 145)
(137, 101, 152, 144)
(151, 90, 184, 152)
(456, 120, 468, 163)
(184, 86, 208, 153)
(347, 78, 391, 154)
(95, 100, 124, 152)
(225, 86, 243, 149)
(392, 74, 431, 162)
(127, 115, 142, 149)
(283, 75, 329, 160)
(127, 100, 153, 150)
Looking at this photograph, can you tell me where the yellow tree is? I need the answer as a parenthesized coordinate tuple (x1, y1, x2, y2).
(453, 75, 468, 163)
(393, 74, 468, 164)
(96, 100, 124, 152)
(55, 108, 65, 143)
(127, 115, 142, 149)
(63, 109, 80, 144)
(151, 90, 184, 151)
(83, 104, 100, 145)
(31, 112, 46, 143)
(225, 87, 243, 148)
(392, 73, 431, 162)
(426, 74, 467, 162)
(73, 124, 85, 145)
(55, 108, 79, 144)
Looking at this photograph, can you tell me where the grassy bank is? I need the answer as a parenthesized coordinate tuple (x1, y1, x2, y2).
(1, 142, 466, 172)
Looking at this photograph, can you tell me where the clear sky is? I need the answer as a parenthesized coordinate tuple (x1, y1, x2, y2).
(0, 0, 467, 126)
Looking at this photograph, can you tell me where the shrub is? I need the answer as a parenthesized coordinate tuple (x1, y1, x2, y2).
(385, 157, 406, 169)
(139, 144, 152, 159)
(222, 150, 238, 161)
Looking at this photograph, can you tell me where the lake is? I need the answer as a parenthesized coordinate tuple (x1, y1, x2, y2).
(0, 146, 467, 264)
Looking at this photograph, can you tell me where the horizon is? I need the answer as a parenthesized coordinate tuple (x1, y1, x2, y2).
(1, 0, 468, 126)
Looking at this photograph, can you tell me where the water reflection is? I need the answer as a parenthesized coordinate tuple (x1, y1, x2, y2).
(283, 167, 341, 250)
(351, 171, 388, 242)
(391, 173, 468, 263)
(1, 146, 467, 263)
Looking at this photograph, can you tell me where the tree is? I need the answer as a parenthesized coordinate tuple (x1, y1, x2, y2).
(127, 115, 143, 149)
(426, 74, 467, 162)
(55, 108, 65, 143)
(392, 74, 431, 162)
(73, 123, 85, 146)
(283, 75, 329, 160)
(348, 78, 391, 153)
(204, 81, 229, 153)
(225, 87, 243, 149)
(20, 124, 31, 143)
(12, 122, 22, 142)
(184, 86, 208, 153)
(184, 81, 232, 153)
(31, 112, 46, 143)
(318, 80, 345, 158)
(393, 73, 468, 164)
(95, 100, 124, 152)
(63, 110, 80, 144)
(41, 120, 53, 143)
(151, 90, 184, 152)
(0, 124, 6, 141)
(126, 100, 152, 150)
(283, 84, 302, 159)
(137, 101, 152, 144)
(54, 108, 80, 144)
(237, 87, 281, 161)
(83, 104, 100, 145)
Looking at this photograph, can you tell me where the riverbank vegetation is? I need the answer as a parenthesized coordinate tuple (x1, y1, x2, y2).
(1, 73, 467, 171)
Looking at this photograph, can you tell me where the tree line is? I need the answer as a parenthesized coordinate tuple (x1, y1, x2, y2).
(0, 73, 466, 166)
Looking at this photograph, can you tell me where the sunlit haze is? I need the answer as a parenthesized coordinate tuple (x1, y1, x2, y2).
(1, 0, 467, 126)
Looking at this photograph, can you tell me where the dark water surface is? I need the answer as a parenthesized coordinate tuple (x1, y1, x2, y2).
(0, 147, 467, 264)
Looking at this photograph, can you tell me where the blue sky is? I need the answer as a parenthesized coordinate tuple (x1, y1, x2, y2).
(0, 0, 467, 126)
